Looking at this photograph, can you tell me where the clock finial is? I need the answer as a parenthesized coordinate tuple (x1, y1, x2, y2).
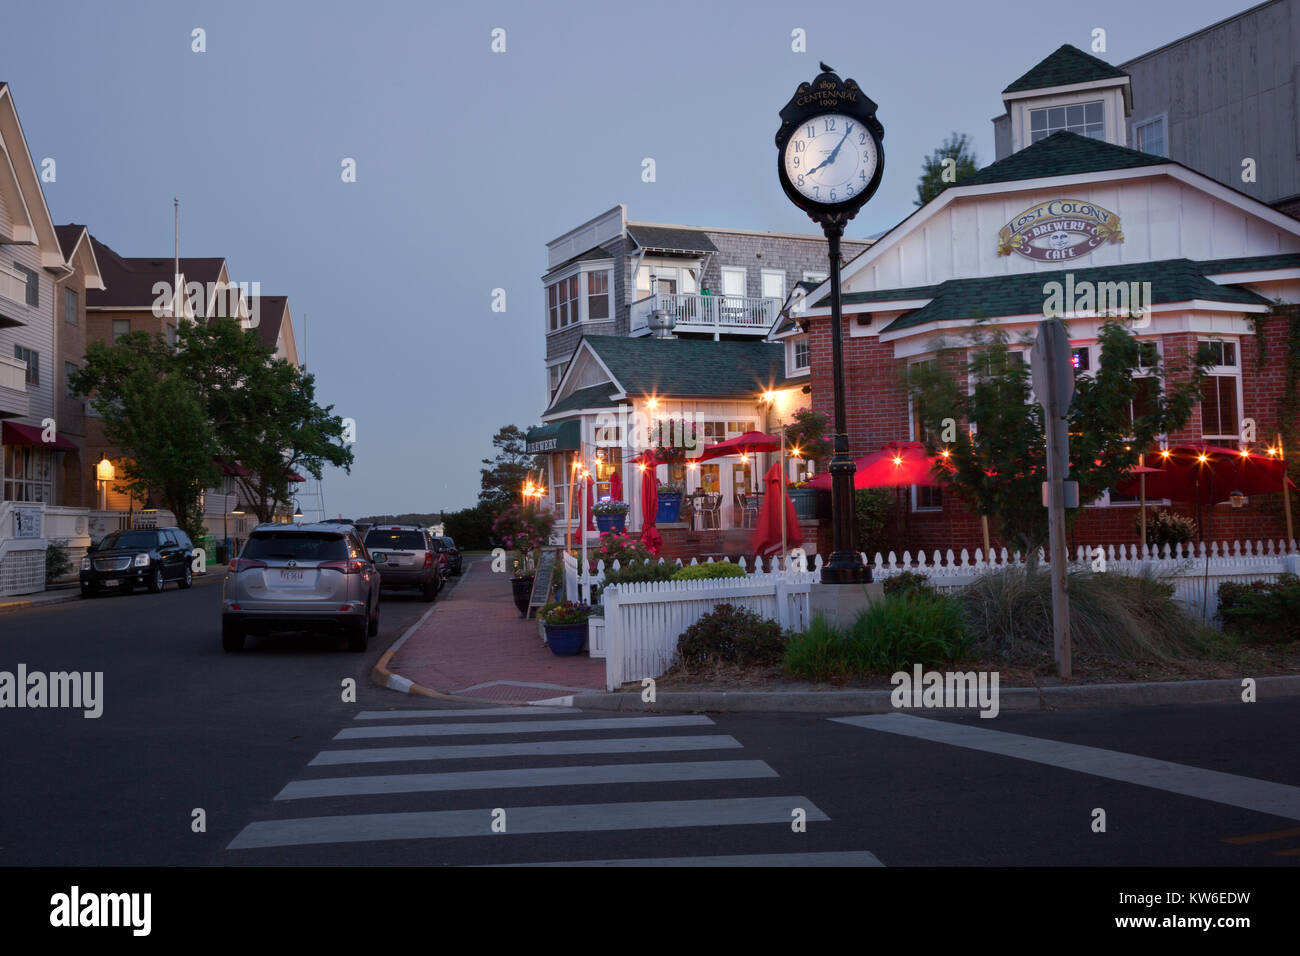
(819, 61, 834, 73)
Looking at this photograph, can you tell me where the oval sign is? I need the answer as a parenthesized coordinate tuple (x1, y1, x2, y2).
(996, 199, 1124, 261)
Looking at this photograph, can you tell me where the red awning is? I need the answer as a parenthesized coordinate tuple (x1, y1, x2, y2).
(286, 470, 306, 483)
(2, 421, 78, 452)
(215, 458, 250, 477)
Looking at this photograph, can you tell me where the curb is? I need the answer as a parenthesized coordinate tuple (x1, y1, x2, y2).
(368, 566, 535, 708)
(542, 673, 1300, 714)
(0, 567, 227, 614)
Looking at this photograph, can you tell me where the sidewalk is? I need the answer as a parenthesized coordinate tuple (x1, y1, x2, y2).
(382, 558, 605, 702)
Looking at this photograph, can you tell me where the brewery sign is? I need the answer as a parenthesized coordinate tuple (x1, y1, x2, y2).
(997, 199, 1123, 261)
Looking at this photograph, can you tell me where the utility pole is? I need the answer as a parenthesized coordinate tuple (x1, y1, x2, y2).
(1032, 319, 1074, 678)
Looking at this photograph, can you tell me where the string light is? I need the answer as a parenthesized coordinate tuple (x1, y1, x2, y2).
(1197, 453, 1209, 464)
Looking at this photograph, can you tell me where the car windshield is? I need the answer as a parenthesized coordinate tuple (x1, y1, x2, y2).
(365, 530, 426, 551)
(97, 531, 158, 550)
(243, 531, 348, 562)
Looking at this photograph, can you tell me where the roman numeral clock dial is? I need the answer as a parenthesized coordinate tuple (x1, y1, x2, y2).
(783, 113, 879, 205)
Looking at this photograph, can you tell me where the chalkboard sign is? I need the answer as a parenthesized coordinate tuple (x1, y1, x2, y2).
(527, 548, 559, 617)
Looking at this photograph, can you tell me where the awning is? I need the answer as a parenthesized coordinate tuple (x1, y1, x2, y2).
(526, 420, 581, 454)
(2, 421, 78, 452)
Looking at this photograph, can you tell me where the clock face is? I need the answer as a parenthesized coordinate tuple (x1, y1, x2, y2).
(782, 112, 879, 206)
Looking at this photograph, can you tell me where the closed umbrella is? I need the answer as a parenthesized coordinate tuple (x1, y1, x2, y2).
(640, 454, 661, 554)
(610, 470, 623, 503)
(751, 462, 803, 558)
(585, 473, 595, 531)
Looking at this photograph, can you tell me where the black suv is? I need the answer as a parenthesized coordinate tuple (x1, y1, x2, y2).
(81, 527, 196, 597)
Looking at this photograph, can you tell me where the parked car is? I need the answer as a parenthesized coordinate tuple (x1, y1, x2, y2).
(222, 523, 380, 652)
(80, 527, 196, 597)
(431, 536, 462, 575)
(363, 525, 443, 601)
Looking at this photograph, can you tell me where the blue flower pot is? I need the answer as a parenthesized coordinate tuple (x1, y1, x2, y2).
(656, 493, 683, 524)
(595, 513, 626, 534)
(545, 622, 588, 656)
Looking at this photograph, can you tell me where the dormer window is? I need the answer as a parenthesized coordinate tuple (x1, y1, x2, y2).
(793, 339, 810, 371)
(1030, 101, 1104, 143)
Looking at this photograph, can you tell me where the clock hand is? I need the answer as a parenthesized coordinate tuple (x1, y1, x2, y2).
(825, 127, 853, 165)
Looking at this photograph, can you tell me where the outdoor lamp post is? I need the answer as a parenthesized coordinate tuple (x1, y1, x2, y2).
(776, 63, 884, 584)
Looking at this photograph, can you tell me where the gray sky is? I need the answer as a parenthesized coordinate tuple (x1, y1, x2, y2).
(2, 0, 1243, 517)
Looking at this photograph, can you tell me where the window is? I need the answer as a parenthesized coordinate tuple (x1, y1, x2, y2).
(1071, 347, 1091, 372)
(1030, 101, 1104, 143)
(1200, 340, 1237, 368)
(14, 263, 38, 306)
(546, 275, 579, 329)
(908, 359, 943, 512)
(3, 444, 53, 502)
(587, 270, 610, 320)
(793, 339, 810, 371)
(65, 361, 78, 397)
(1199, 338, 1240, 440)
(547, 363, 564, 399)
(761, 270, 785, 301)
(1137, 340, 1159, 371)
(1134, 116, 1166, 157)
(721, 268, 746, 298)
(13, 345, 38, 385)
(803, 272, 828, 283)
(112, 319, 130, 342)
(548, 284, 559, 331)
(64, 288, 77, 324)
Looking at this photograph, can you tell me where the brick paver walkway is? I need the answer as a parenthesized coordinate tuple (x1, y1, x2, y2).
(386, 557, 605, 701)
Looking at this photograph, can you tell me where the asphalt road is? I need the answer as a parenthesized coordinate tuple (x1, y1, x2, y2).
(2, 575, 1297, 869)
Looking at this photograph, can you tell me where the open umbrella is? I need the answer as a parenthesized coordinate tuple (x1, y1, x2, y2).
(691, 431, 782, 463)
(1115, 445, 1293, 503)
(803, 441, 947, 490)
(751, 462, 803, 558)
(640, 454, 661, 554)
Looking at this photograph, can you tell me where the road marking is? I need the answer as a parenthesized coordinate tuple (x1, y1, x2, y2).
(336, 715, 713, 740)
(352, 707, 580, 720)
(833, 713, 1300, 822)
(309, 734, 743, 766)
(277, 760, 777, 800)
(1222, 825, 1300, 845)
(227, 796, 828, 850)
(490, 850, 883, 867)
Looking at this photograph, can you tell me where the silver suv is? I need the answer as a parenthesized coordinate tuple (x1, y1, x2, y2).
(363, 525, 443, 601)
(222, 523, 380, 653)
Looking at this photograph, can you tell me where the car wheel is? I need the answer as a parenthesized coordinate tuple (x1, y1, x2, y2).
(179, 565, 193, 589)
(421, 577, 436, 602)
(147, 566, 165, 593)
(348, 613, 370, 652)
(222, 620, 245, 652)
(80, 584, 95, 599)
(368, 596, 380, 636)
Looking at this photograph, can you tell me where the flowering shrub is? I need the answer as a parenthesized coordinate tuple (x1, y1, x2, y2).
(591, 531, 653, 570)
(592, 499, 630, 515)
(1138, 509, 1197, 550)
(540, 601, 592, 627)
(492, 503, 554, 575)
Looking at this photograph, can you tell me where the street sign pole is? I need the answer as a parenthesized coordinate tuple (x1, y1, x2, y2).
(1033, 319, 1072, 679)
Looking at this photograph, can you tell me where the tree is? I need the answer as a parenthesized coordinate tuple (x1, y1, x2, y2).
(908, 321, 1209, 568)
(70, 331, 217, 543)
(179, 318, 354, 523)
(915, 132, 980, 207)
(479, 424, 542, 505)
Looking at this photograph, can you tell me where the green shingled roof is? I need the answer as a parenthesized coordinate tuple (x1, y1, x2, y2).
(958, 131, 1167, 188)
(544, 383, 619, 416)
(1197, 253, 1300, 274)
(1003, 44, 1128, 94)
(579, 335, 788, 399)
(876, 259, 1271, 334)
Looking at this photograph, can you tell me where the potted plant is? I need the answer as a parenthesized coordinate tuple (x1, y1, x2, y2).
(784, 408, 832, 519)
(540, 600, 592, 656)
(645, 417, 699, 466)
(592, 498, 630, 534)
(656, 480, 686, 523)
(492, 502, 555, 615)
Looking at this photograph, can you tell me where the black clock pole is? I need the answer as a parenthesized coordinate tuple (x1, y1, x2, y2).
(821, 223, 867, 584)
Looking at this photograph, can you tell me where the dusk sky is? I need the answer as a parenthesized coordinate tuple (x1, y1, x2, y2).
(2, 0, 1241, 518)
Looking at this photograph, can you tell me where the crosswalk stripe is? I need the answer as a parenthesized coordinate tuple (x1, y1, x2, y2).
(309, 735, 743, 766)
(277, 759, 777, 800)
(227, 796, 828, 849)
(834, 713, 1300, 822)
(352, 707, 580, 720)
(335, 715, 713, 740)
(490, 850, 884, 867)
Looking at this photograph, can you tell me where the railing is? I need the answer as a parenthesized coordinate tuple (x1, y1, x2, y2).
(0, 263, 27, 305)
(629, 292, 780, 334)
(562, 550, 815, 604)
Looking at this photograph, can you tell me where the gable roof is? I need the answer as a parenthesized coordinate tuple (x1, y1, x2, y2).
(543, 245, 615, 279)
(959, 131, 1167, 188)
(1003, 44, 1129, 94)
(626, 224, 718, 255)
(876, 258, 1272, 334)
(545, 383, 620, 416)
(570, 335, 788, 401)
(248, 295, 287, 349)
(87, 235, 228, 309)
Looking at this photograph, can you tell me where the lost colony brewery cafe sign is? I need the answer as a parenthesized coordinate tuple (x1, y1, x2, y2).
(997, 199, 1124, 262)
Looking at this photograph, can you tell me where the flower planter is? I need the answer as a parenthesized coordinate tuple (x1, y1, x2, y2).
(788, 487, 823, 520)
(510, 575, 534, 616)
(595, 513, 627, 534)
(656, 493, 683, 524)
(544, 622, 588, 656)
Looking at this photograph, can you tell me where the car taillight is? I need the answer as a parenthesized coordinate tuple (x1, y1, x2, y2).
(424, 552, 434, 568)
(230, 558, 267, 572)
(320, 559, 365, 574)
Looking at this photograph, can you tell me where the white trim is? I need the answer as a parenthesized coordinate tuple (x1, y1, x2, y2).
(1203, 268, 1300, 285)
(1002, 76, 1130, 103)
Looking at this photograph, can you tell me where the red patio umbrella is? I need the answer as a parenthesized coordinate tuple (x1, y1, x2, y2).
(691, 431, 782, 463)
(803, 441, 947, 490)
(585, 472, 595, 531)
(639, 453, 661, 554)
(1115, 445, 1293, 503)
(751, 461, 803, 557)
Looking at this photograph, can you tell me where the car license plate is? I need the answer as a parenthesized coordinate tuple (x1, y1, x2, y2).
(280, 569, 305, 583)
(102, 579, 118, 587)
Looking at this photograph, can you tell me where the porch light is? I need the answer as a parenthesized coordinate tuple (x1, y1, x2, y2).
(293, 500, 304, 518)
(762, 390, 777, 404)
(646, 397, 658, 410)
(791, 446, 802, 458)
(96, 457, 115, 482)
(1230, 490, 1246, 509)
(231, 502, 246, 515)
(1160, 448, 1171, 459)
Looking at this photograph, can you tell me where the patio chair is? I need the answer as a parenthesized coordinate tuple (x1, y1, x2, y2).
(699, 493, 722, 530)
(741, 494, 762, 529)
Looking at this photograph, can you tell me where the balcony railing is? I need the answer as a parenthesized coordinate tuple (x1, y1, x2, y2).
(630, 292, 780, 335)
